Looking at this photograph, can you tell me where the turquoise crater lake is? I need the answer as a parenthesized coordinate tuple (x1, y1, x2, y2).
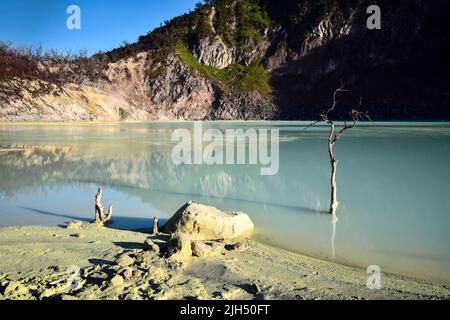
(0, 121, 449, 283)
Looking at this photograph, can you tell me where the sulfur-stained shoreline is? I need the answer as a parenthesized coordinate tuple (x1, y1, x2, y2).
(0, 223, 448, 300)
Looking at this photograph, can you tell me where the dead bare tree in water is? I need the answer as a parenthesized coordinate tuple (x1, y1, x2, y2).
(94, 186, 113, 224)
(307, 85, 370, 215)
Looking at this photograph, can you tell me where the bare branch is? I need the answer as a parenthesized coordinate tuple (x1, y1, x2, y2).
(320, 83, 348, 124)
(302, 119, 323, 131)
(332, 98, 370, 144)
(94, 186, 113, 224)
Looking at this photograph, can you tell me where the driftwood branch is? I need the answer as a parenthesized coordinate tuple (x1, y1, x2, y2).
(152, 216, 159, 235)
(94, 186, 113, 224)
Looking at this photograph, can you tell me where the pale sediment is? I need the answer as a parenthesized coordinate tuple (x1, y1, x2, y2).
(0, 224, 448, 300)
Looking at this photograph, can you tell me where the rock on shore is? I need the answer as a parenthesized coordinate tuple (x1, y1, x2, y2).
(162, 201, 254, 241)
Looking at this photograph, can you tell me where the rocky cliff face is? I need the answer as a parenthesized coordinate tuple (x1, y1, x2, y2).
(0, 0, 449, 121)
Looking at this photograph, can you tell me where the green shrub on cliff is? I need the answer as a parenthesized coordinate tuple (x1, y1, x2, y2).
(175, 42, 271, 96)
(236, 0, 271, 42)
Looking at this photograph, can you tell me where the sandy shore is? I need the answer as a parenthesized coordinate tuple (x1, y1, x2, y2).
(0, 223, 448, 300)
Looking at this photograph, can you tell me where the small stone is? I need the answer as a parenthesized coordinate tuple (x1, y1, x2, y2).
(71, 233, 85, 239)
(191, 241, 213, 257)
(109, 275, 124, 287)
(134, 269, 144, 278)
(61, 294, 80, 300)
(143, 239, 160, 253)
(39, 288, 56, 299)
(209, 241, 223, 250)
(225, 242, 249, 252)
(16, 286, 28, 295)
(66, 220, 83, 230)
(166, 232, 192, 261)
(4, 281, 28, 295)
(122, 268, 134, 280)
(114, 254, 135, 267)
(135, 251, 153, 266)
(93, 265, 102, 272)
(250, 283, 261, 295)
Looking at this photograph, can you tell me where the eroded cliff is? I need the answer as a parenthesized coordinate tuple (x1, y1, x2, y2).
(0, 0, 448, 121)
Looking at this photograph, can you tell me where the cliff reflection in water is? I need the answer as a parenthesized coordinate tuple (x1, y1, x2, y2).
(0, 143, 301, 215)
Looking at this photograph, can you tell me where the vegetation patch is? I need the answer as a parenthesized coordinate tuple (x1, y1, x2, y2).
(235, 0, 271, 42)
(211, 0, 272, 44)
(175, 42, 271, 96)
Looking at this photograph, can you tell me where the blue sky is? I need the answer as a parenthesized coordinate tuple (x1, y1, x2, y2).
(0, 0, 199, 56)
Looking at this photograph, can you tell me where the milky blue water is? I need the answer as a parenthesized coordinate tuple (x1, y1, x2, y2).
(0, 121, 449, 283)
